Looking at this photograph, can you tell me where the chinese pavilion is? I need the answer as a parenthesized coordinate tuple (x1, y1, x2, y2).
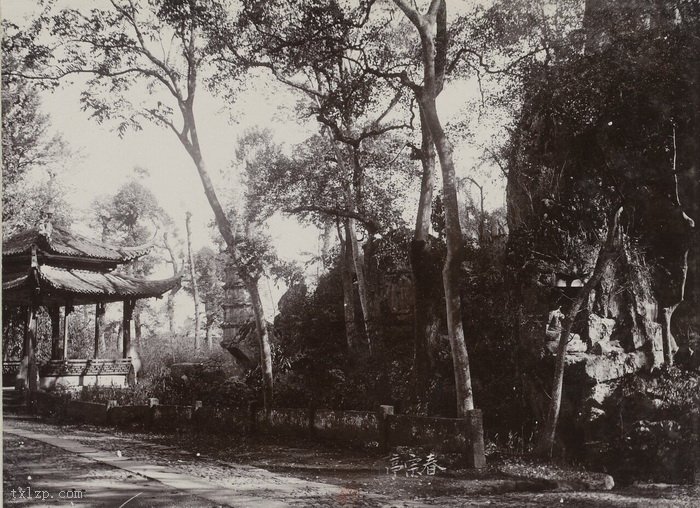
(2, 222, 181, 391)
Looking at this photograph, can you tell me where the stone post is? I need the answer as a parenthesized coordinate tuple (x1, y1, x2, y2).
(466, 409, 486, 469)
(106, 400, 118, 425)
(378, 405, 394, 451)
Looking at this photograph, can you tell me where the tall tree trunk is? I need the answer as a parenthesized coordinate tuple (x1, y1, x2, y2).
(420, 48, 474, 413)
(465, 177, 485, 243)
(205, 320, 213, 349)
(427, 99, 475, 415)
(411, 106, 438, 394)
(163, 231, 181, 335)
(322, 132, 372, 351)
(347, 147, 376, 352)
(320, 222, 334, 266)
(339, 220, 361, 350)
(394, 0, 475, 415)
(659, 125, 692, 366)
(244, 275, 274, 419)
(184, 106, 273, 418)
(163, 62, 272, 419)
(535, 207, 623, 458)
(347, 218, 373, 352)
(185, 211, 202, 350)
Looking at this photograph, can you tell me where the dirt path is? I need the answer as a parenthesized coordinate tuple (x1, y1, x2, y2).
(3, 419, 383, 507)
(3, 417, 699, 507)
(3, 432, 212, 507)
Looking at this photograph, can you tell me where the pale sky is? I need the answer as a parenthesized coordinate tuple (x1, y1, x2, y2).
(2, 0, 507, 325)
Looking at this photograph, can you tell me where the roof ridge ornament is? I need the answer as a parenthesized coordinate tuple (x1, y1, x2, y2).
(39, 204, 55, 240)
(38, 220, 53, 240)
(31, 245, 38, 268)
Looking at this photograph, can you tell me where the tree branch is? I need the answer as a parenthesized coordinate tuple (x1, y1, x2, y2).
(461, 47, 546, 76)
(283, 205, 380, 233)
(392, 0, 423, 28)
(111, 0, 184, 101)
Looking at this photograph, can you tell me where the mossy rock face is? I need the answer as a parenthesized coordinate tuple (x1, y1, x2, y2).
(504, 2, 700, 429)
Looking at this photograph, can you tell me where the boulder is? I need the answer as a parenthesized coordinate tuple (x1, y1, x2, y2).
(629, 318, 662, 352)
(592, 340, 624, 356)
(572, 350, 650, 384)
(588, 314, 616, 345)
(545, 333, 586, 355)
(587, 382, 615, 406)
(568, 334, 588, 353)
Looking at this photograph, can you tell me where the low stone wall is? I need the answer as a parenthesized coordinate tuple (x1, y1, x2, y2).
(313, 409, 380, 445)
(151, 405, 193, 431)
(389, 414, 468, 450)
(387, 410, 485, 468)
(30, 393, 485, 467)
(257, 408, 311, 435)
(192, 406, 250, 434)
(107, 405, 151, 428)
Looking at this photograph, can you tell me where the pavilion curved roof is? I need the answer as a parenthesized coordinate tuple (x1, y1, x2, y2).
(2, 224, 181, 306)
(2, 265, 182, 306)
(3, 226, 155, 264)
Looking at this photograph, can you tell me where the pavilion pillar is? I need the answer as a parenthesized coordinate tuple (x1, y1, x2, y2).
(62, 305, 73, 360)
(21, 305, 39, 392)
(94, 302, 106, 359)
(49, 306, 62, 360)
(122, 299, 135, 359)
(4, 305, 14, 361)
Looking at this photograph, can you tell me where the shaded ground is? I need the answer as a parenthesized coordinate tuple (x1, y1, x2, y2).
(3, 416, 699, 507)
(3, 432, 212, 507)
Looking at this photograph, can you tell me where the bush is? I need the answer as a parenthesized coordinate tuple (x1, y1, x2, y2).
(598, 367, 700, 483)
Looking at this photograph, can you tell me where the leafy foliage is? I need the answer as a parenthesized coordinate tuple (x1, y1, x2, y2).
(1, 53, 73, 236)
